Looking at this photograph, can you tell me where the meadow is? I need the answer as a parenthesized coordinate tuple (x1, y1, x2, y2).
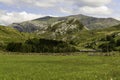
(0, 52, 120, 80)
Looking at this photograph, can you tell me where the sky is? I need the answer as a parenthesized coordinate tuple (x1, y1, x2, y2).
(0, 0, 120, 25)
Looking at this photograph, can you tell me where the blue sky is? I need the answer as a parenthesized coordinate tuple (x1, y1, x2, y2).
(0, 0, 120, 25)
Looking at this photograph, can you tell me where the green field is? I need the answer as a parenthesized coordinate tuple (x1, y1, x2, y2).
(0, 52, 120, 80)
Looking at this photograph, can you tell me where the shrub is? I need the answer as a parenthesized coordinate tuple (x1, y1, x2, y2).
(6, 42, 22, 52)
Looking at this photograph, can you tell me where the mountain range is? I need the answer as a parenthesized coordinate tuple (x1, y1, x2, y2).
(9, 14, 120, 32)
(0, 14, 120, 51)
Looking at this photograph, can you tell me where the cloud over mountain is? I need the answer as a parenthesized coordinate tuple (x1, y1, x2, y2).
(0, 10, 44, 25)
(0, 0, 119, 25)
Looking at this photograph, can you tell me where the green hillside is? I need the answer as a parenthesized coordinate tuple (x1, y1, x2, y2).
(0, 25, 37, 50)
(8, 14, 120, 51)
(0, 25, 23, 42)
(84, 24, 120, 52)
(1, 15, 120, 52)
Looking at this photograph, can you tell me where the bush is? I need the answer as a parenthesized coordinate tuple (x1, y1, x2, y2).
(98, 42, 112, 52)
(6, 42, 22, 52)
(116, 39, 120, 46)
(114, 47, 120, 51)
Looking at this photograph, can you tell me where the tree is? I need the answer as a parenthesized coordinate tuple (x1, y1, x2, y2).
(6, 42, 22, 52)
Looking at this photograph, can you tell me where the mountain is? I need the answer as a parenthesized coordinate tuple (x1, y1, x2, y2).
(7, 14, 120, 50)
(1, 14, 120, 52)
(9, 14, 120, 33)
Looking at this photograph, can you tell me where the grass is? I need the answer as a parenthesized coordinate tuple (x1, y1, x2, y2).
(0, 52, 120, 80)
(0, 25, 36, 43)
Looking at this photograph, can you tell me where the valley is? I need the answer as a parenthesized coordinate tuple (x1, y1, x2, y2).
(0, 14, 120, 80)
(0, 0, 120, 79)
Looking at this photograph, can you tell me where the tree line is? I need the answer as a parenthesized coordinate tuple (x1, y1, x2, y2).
(6, 38, 78, 53)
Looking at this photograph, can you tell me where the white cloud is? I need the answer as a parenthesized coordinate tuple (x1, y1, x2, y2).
(0, 10, 44, 25)
(0, 0, 111, 8)
(0, 0, 15, 4)
(60, 8, 74, 14)
(0, 0, 115, 25)
(59, 0, 112, 16)
(60, 6, 112, 16)
(0, 0, 59, 8)
(79, 6, 112, 15)
(114, 17, 120, 21)
(80, 0, 111, 6)
(20, 0, 56, 8)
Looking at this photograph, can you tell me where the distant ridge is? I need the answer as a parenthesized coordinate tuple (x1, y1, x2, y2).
(9, 14, 120, 32)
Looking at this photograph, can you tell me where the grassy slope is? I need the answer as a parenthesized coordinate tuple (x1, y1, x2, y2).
(0, 25, 23, 42)
(0, 25, 36, 43)
(37, 26, 120, 50)
(0, 25, 37, 51)
(0, 53, 120, 80)
(1, 24, 120, 50)
(76, 24, 120, 49)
